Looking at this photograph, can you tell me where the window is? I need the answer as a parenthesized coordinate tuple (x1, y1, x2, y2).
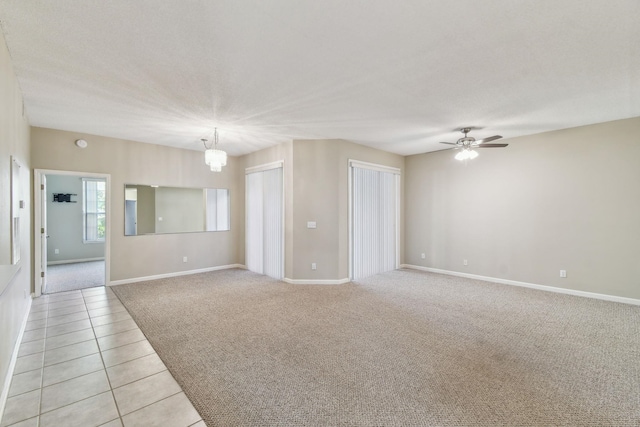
(83, 178, 106, 242)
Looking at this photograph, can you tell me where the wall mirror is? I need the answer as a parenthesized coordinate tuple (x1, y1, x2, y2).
(124, 185, 230, 235)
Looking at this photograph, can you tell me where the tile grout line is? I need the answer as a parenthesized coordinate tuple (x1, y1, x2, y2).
(36, 300, 49, 427)
(26, 289, 118, 426)
(8, 287, 198, 427)
(117, 390, 183, 419)
(85, 291, 126, 427)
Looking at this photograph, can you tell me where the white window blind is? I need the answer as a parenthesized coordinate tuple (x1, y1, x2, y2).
(83, 178, 106, 242)
(246, 165, 283, 279)
(351, 162, 399, 280)
(205, 189, 230, 231)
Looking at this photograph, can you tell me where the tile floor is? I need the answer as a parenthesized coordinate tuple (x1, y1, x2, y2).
(1, 286, 205, 427)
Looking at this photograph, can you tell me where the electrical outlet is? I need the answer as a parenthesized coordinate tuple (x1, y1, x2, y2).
(421, 253, 425, 259)
(183, 256, 188, 263)
(560, 270, 567, 278)
(463, 259, 468, 266)
(54, 248, 59, 254)
(311, 263, 317, 270)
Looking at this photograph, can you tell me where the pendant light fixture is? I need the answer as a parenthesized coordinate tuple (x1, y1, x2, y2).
(202, 128, 227, 172)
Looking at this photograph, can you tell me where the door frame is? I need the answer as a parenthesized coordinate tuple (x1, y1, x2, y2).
(245, 160, 285, 279)
(348, 159, 401, 281)
(33, 169, 112, 297)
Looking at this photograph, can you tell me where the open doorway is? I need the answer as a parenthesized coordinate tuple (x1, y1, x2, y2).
(34, 169, 111, 296)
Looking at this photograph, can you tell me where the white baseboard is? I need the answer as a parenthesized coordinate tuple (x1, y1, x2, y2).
(47, 257, 105, 266)
(108, 264, 246, 286)
(400, 264, 640, 306)
(0, 297, 32, 422)
(283, 277, 350, 285)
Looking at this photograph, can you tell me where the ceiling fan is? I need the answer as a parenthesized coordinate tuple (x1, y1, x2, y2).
(440, 127, 508, 160)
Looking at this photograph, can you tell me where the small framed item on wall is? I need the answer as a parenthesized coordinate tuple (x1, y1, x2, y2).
(11, 156, 21, 264)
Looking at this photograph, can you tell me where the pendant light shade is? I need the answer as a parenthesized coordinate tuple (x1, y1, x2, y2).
(201, 128, 227, 172)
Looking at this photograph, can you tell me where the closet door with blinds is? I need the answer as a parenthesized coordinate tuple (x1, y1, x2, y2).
(350, 161, 400, 281)
(246, 164, 283, 279)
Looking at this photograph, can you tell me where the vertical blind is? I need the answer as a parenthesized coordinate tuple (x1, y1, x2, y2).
(246, 165, 283, 279)
(83, 178, 106, 242)
(351, 163, 399, 281)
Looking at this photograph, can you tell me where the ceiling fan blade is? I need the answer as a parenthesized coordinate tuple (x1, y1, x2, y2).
(476, 143, 508, 148)
(474, 135, 502, 144)
(439, 142, 458, 145)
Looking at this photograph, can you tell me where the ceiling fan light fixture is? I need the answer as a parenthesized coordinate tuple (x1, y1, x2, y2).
(455, 148, 478, 161)
(441, 128, 505, 160)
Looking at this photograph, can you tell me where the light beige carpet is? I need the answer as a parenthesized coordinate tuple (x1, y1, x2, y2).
(111, 268, 640, 426)
(45, 261, 105, 294)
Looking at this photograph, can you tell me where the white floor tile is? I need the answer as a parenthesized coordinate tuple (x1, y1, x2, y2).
(44, 339, 100, 366)
(106, 353, 167, 388)
(46, 310, 89, 327)
(45, 318, 93, 338)
(1, 292, 202, 427)
(41, 370, 111, 413)
(39, 391, 119, 427)
(42, 353, 104, 387)
(17, 339, 45, 357)
(102, 340, 155, 368)
(0, 389, 40, 427)
(121, 393, 201, 427)
(13, 352, 44, 375)
(45, 327, 95, 349)
(98, 329, 146, 351)
(93, 319, 138, 338)
(113, 370, 181, 415)
(8, 369, 43, 398)
(90, 311, 132, 327)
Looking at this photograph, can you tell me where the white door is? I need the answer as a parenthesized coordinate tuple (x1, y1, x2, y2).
(350, 161, 400, 281)
(40, 174, 48, 294)
(246, 164, 283, 279)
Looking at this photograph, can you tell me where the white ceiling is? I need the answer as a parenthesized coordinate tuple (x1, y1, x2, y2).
(1, 1, 638, 156)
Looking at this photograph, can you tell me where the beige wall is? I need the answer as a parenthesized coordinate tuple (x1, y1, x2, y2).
(31, 127, 242, 281)
(0, 30, 31, 404)
(292, 140, 341, 280)
(405, 117, 640, 300)
(291, 139, 405, 281)
(239, 139, 404, 282)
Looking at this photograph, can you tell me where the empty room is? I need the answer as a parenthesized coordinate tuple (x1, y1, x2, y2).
(1, 1, 639, 426)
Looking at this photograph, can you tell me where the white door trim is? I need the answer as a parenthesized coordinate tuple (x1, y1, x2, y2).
(245, 161, 285, 279)
(348, 159, 401, 280)
(33, 169, 111, 297)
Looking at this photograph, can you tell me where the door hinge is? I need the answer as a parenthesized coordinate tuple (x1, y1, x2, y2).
(41, 272, 45, 278)
(41, 184, 45, 190)
(41, 228, 45, 234)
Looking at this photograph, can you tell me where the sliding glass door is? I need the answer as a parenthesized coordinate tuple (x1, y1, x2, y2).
(350, 160, 400, 281)
(246, 163, 284, 279)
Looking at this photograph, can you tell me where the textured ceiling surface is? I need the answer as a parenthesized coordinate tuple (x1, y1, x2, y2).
(0, 1, 638, 156)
